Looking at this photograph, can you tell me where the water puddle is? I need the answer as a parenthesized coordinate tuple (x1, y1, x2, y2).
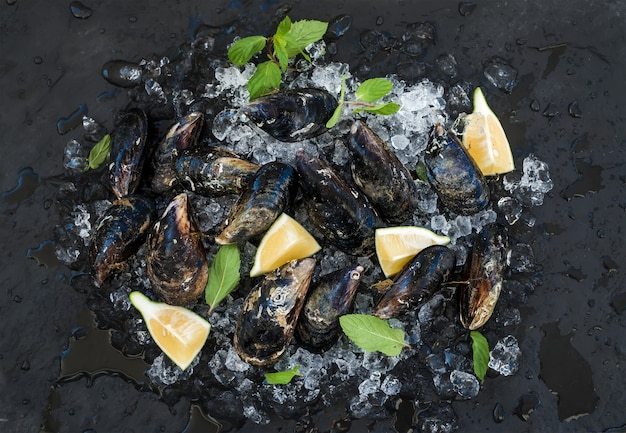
(561, 159, 603, 200)
(56, 103, 88, 135)
(1, 167, 40, 207)
(26, 240, 60, 268)
(539, 322, 598, 421)
(181, 404, 223, 433)
(59, 307, 150, 387)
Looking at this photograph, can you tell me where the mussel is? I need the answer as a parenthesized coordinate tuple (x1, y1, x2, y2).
(90, 195, 155, 287)
(234, 258, 316, 366)
(424, 123, 490, 215)
(215, 161, 297, 245)
(175, 146, 259, 197)
(151, 112, 204, 194)
(296, 265, 364, 352)
(295, 149, 380, 256)
(347, 120, 419, 223)
(146, 193, 208, 306)
(373, 245, 456, 319)
(459, 223, 508, 330)
(243, 88, 338, 142)
(109, 108, 149, 199)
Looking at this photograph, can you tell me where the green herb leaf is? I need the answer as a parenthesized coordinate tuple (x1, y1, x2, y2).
(247, 61, 282, 100)
(85, 133, 111, 171)
(273, 36, 290, 72)
(326, 75, 346, 129)
(275, 16, 292, 38)
(339, 314, 409, 356)
(355, 78, 393, 103)
(264, 365, 303, 385)
(228, 35, 267, 66)
(415, 163, 428, 183)
(284, 19, 328, 56)
(205, 244, 241, 314)
(470, 330, 490, 381)
(356, 102, 401, 116)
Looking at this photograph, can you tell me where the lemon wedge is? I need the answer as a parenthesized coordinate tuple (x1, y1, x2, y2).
(375, 226, 450, 278)
(129, 291, 210, 370)
(250, 213, 321, 277)
(462, 87, 515, 176)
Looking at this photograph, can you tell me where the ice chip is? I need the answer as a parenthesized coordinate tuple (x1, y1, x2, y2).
(358, 371, 382, 395)
(63, 139, 88, 173)
(483, 57, 518, 93)
(498, 197, 522, 225)
(391, 134, 410, 150)
(450, 370, 480, 399)
(507, 243, 535, 273)
(381, 375, 402, 396)
(488, 335, 521, 376)
(225, 346, 250, 372)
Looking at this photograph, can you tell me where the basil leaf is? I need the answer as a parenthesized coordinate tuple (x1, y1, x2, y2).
(470, 330, 490, 381)
(85, 133, 111, 171)
(247, 61, 282, 100)
(284, 19, 328, 56)
(339, 314, 409, 356)
(205, 244, 241, 314)
(355, 78, 393, 103)
(264, 365, 303, 385)
(357, 102, 401, 116)
(228, 35, 267, 66)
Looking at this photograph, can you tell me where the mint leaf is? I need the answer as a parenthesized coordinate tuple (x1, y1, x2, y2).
(273, 36, 290, 72)
(205, 244, 241, 314)
(85, 133, 111, 171)
(355, 78, 393, 103)
(284, 19, 328, 56)
(247, 61, 282, 100)
(470, 330, 490, 381)
(326, 75, 346, 129)
(415, 163, 428, 183)
(228, 35, 267, 66)
(264, 365, 303, 385)
(339, 314, 409, 356)
(275, 16, 292, 38)
(356, 102, 401, 116)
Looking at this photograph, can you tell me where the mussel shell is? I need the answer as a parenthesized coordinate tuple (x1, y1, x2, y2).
(175, 146, 259, 197)
(109, 108, 149, 199)
(234, 258, 316, 366)
(296, 265, 364, 352)
(146, 193, 208, 306)
(151, 112, 204, 194)
(295, 149, 380, 256)
(90, 195, 155, 287)
(459, 223, 508, 330)
(424, 124, 490, 215)
(215, 161, 297, 245)
(347, 120, 419, 224)
(373, 245, 456, 319)
(243, 88, 338, 142)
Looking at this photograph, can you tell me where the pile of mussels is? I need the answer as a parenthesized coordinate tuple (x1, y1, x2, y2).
(91, 86, 506, 366)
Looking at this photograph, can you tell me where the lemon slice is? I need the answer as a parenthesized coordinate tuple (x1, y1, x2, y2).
(461, 87, 515, 176)
(375, 226, 450, 278)
(129, 291, 210, 370)
(250, 213, 321, 277)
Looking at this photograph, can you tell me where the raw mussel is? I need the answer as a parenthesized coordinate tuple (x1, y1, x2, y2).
(296, 265, 364, 352)
(424, 123, 490, 215)
(234, 258, 316, 366)
(146, 193, 208, 306)
(151, 112, 204, 193)
(373, 245, 456, 319)
(296, 149, 380, 256)
(109, 108, 149, 199)
(459, 223, 508, 330)
(90, 195, 155, 287)
(347, 120, 419, 223)
(175, 146, 259, 197)
(243, 88, 338, 142)
(215, 161, 297, 244)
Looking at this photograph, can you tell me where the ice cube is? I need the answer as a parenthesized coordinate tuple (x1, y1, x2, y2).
(488, 335, 521, 376)
(483, 57, 518, 93)
(450, 370, 480, 399)
(225, 346, 250, 372)
(497, 197, 522, 225)
(358, 371, 382, 395)
(381, 374, 402, 396)
(63, 139, 88, 173)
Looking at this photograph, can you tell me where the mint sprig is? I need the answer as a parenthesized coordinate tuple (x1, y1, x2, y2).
(470, 330, 490, 381)
(85, 133, 111, 171)
(205, 244, 241, 314)
(339, 314, 410, 356)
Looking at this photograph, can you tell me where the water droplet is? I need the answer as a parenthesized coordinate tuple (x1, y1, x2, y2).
(513, 392, 540, 421)
(492, 402, 505, 423)
(568, 100, 583, 118)
(6, 0, 17, 5)
(1, 167, 40, 207)
(376, 16, 384, 26)
(70, 1, 93, 19)
(128, 15, 137, 23)
(458, 2, 476, 16)
(13, 295, 22, 303)
(68, 408, 75, 416)
(529, 99, 540, 111)
(542, 102, 560, 118)
(57, 103, 89, 135)
(33, 56, 42, 65)
(20, 360, 31, 371)
(22, 399, 30, 405)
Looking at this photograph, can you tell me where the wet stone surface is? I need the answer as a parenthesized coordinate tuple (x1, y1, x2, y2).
(1, 1, 625, 433)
